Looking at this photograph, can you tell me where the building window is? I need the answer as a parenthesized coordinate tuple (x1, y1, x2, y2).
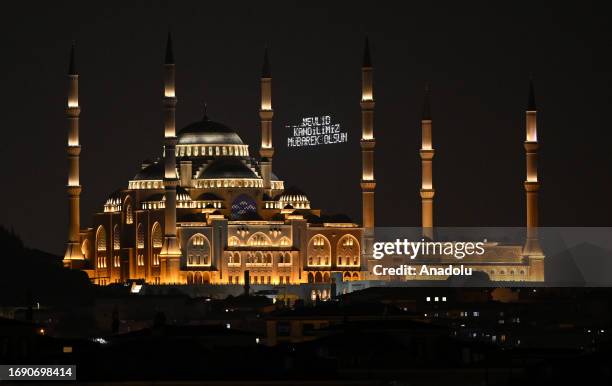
(307, 235, 331, 267)
(187, 234, 211, 267)
(96, 226, 107, 251)
(230, 194, 258, 220)
(337, 235, 360, 266)
(137, 223, 145, 249)
(247, 232, 271, 246)
(151, 222, 163, 248)
(125, 201, 133, 224)
(113, 225, 120, 250)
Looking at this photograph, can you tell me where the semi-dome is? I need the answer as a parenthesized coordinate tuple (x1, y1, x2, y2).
(176, 186, 192, 202)
(198, 159, 259, 179)
(133, 161, 164, 181)
(177, 116, 244, 145)
(142, 187, 192, 203)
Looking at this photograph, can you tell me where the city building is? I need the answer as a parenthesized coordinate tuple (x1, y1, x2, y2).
(61, 36, 544, 287)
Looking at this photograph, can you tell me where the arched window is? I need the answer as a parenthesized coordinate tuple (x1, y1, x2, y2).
(124, 197, 133, 224)
(247, 232, 272, 246)
(279, 252, 291, 265)
(136, 223, 145, 249)
(337, 234, 360, 266)
(151, 222, 162, 248)
(314, 272, 323, 283)
(323, 272, 330, 283)
(151, 222, 162, 266)
(113, 225, 120, 250)
(307, 272, 314, 283)
(279, 236, 290, 246)
(352, 272, 359, 280)
(194, 272, 202, 285)
(186, 234, 211, 266)
(228, 236, 240, 246)
(81, 239, 90, 260)
(96, 226, 107, 251)
(228, 252, 240, 265)
(186, 272, 194, 284)
(230, 194, 258, 220)
(202, 272, 211, 284)
(343, 272, 351, 281)
(307, 235, 331, 266)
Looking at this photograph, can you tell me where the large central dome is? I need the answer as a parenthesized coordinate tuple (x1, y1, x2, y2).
(177, 116, 244, 145)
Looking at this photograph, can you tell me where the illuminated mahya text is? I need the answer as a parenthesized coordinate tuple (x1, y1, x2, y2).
(286, 115, 348, 147)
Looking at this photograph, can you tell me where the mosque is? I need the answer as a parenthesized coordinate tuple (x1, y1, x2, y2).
(61, 35, 544, 288)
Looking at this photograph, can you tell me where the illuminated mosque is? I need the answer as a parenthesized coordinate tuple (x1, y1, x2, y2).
(61, 35, 544, 288)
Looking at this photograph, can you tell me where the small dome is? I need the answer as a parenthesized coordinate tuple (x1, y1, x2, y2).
(277, 186, 309, 203)
(176, 186, 192, 202)
(105, 190, 122, 206)
(104, 190, 123, 212)
(198, 159, 259, 179)
(177, 116, 244, 145)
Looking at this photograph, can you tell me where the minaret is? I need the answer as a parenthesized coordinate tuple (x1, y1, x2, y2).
(420, 84, 435, 239)
(360, 38, 375, 260)
(159, 32, 181, 284)
(63, 42, 84, 267)
(523, 78, 544, 278)
(259, 46, 274, 193)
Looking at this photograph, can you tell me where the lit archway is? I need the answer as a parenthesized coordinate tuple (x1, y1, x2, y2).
(307, 234, 331, 266)
(337, 234, 360, 266)
(186, 233, 211, 266)
(308, 272, 314, 283)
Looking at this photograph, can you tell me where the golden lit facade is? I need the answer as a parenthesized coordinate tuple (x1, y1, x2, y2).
(62, 37, 544, 286)
(65, 35, 364, 286)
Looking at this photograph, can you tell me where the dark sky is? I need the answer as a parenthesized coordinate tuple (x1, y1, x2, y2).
(1, 1, 610, 255)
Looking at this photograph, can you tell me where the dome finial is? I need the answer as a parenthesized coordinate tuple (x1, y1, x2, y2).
(202, 103, 208, 121)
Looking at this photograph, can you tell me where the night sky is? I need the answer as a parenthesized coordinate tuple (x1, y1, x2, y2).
(1, 1, 610, 255)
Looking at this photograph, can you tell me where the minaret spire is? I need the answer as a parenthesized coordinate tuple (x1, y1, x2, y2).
(259, 45, 274, 194)
(360, 37, 375, 274)
(165, 31, 174, 65)
(523, 76, 545, 280)
(362, 37, 372, 68)
(262, 46, 271, 78)
(420, 83, 435, 239)
(159, 32, 181, 284)
(63, 41, 85, 266)
(68, 41, 77, 75)
(527, 76, 536, 111)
